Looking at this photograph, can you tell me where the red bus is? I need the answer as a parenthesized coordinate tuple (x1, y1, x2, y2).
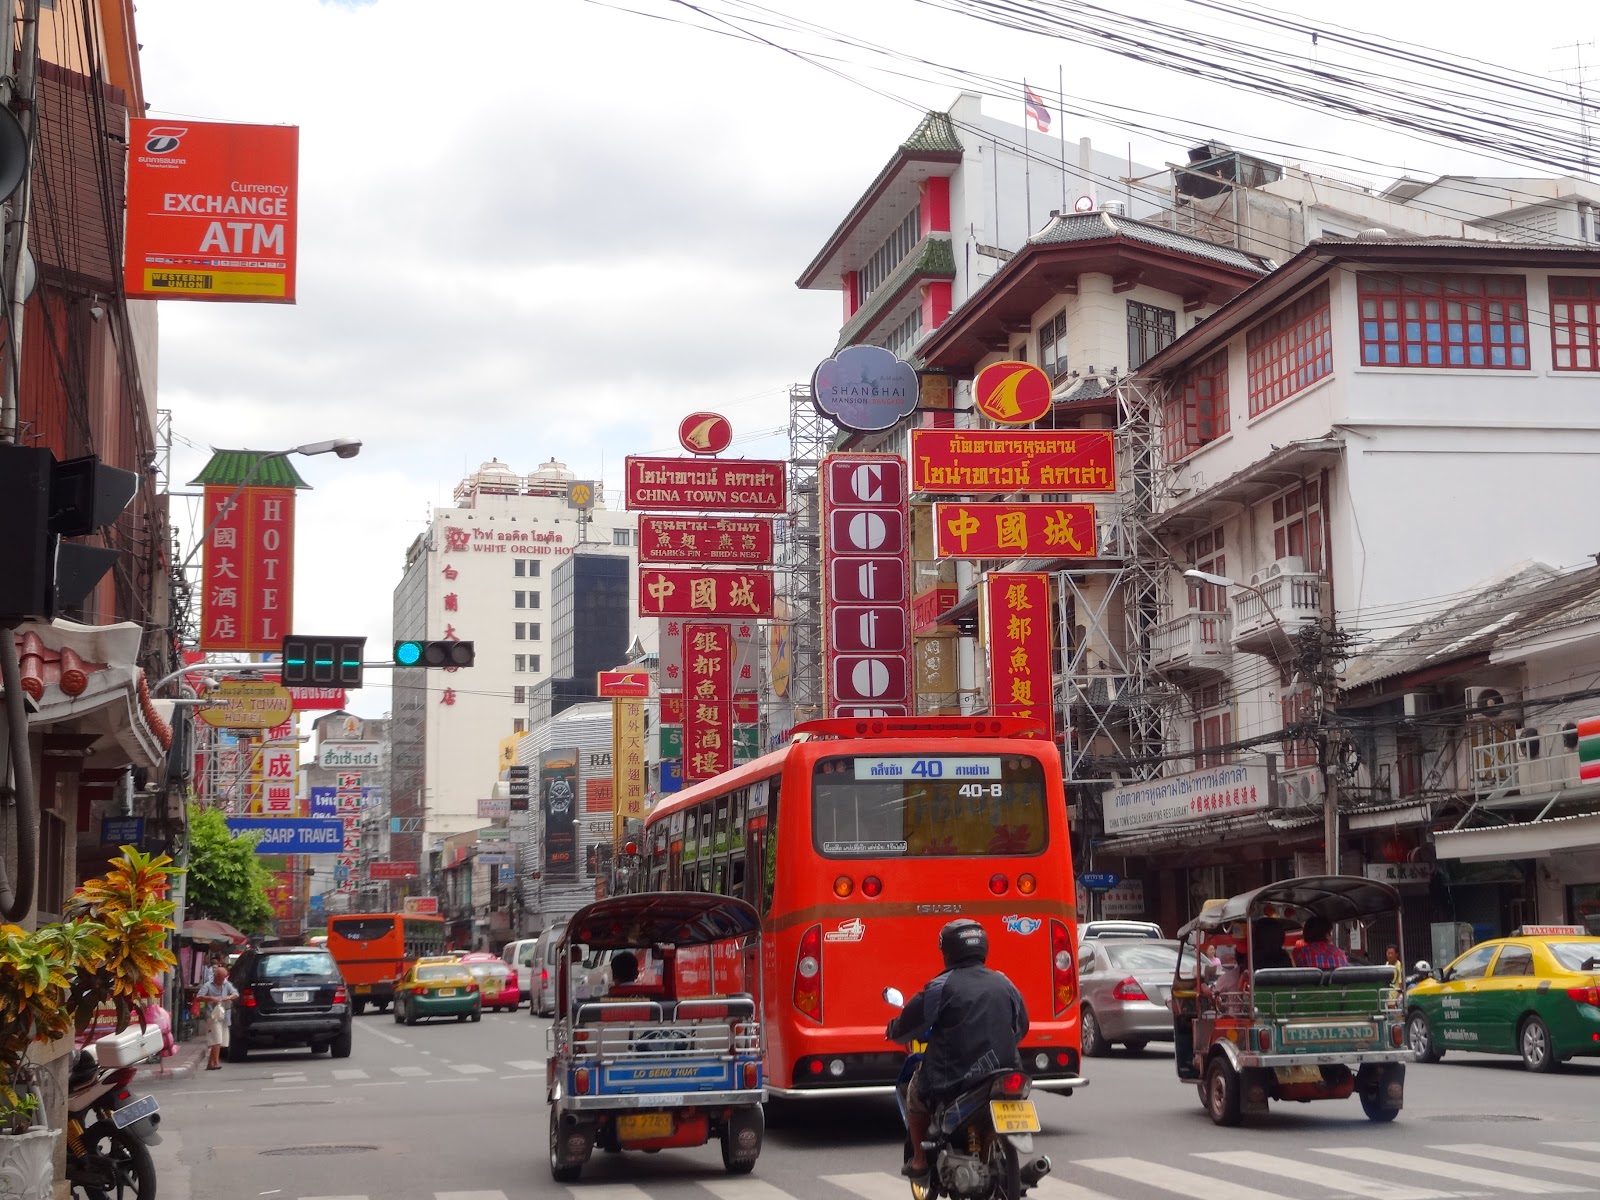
(327, 912, 446, 1015)
(640, 716, 1085, 1100)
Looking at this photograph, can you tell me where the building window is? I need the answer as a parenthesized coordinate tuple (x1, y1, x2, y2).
(515, 654, 527, 672)
(1550, 276, 1600, 371)
(530, 654, 541, 673)
(513, 686, 526, 704)
(528, 591, 541, 609)
(513, 718, 527, 734)
(1271, 480, 1323, 571)
(514, 591, 526, 608)
(528, 622, 541, 640)
(1246, 282, 1332, 416)
(1358, 272, 1528, 369)
(612, 528, 632, 547)
(1281, 687, 1317, 770)
(1191, 684, 1232, 769)
(515, 623, 527, 640)
(1127, 301, 1176, 369)
(515, 559, 527, 577)
(1039, 309, 1068, 380)
(882, 307, 923, 359)
(856, 205, 921, 305)
(1396, 733, 1423, 799)
(515, 559, 541, 577)
(1163, 348, 1229, 462)
(1186, 528, 1226, 612)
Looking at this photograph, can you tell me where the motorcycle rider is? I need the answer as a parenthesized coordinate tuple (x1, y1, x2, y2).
(887, 919, 1029, 1178)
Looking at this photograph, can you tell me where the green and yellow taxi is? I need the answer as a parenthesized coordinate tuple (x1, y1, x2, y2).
(1406, 926, 1600, 1072)
(393, 957, 482, 1026)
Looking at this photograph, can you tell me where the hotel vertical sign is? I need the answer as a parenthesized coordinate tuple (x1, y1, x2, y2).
(199, 486, 295, 652)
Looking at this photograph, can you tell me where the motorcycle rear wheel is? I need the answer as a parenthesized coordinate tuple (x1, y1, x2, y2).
(72, 1119, 156, 1200)
(985, 1136, 1021, 1200)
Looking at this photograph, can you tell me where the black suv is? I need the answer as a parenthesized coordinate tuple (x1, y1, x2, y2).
(228, 945, 353, 1061)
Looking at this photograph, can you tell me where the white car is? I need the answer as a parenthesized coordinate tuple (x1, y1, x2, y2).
(1079, 920, 1165, 941)
(501, 937, 539, 1001)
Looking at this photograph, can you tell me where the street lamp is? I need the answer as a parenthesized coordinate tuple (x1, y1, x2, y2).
(1182, 568, 1284, 637)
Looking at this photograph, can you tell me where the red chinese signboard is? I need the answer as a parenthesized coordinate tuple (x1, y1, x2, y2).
(638, 516, 775, 564)
(822, 454, 911, 717)
(912, 586, 958, 634)
(683, 623, 733, 782)
(973, 360, 1052, 425)
(638, 568, 774, 617)
(910, 429, 1115, 494)
(985, 573, 1054, 740)
(624, 457, 786, 513)
(368, 860, 418, 880)
(934, 502, 1098, 559)
(199, 485, 295, 652)
(678, 412, 734, 455)
(288, 687, 346, 711)
(660, 691, 685, 726)
(597, 668, 651, 698)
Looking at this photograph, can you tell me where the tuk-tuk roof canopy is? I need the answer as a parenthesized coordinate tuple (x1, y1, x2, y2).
(563, 891, 761, 950)
(1178, 875, 1401, 937)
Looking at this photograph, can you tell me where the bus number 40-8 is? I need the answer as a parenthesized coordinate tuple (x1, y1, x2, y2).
(958, 783, 1003, 798)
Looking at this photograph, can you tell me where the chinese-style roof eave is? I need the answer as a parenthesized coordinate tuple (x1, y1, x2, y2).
(188, 450, 313, 489)
(1134, 237, 1600, 381)
(797, 112, 964, 291)
(918, 222, 1269, 374)
(833, 235, 957, 351)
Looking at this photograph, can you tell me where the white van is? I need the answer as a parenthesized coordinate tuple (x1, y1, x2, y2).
(528, 922, 568, 1017)
(501, 938, 540, 1001)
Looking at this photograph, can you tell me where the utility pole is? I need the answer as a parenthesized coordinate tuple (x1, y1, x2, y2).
(1299, 621, 1355, 877)
(0, 0, 39, 445)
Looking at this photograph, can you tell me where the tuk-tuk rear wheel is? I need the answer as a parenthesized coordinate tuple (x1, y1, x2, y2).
(1360, 1089, 1400, 1122)
(1204, 1057, 1242, 1127)
(549, 1108, 582, 1183)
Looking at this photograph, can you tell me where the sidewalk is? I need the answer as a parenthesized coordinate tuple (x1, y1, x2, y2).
(146, 1039, 208, 1082)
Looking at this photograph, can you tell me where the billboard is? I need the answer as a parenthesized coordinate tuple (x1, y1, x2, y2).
(811, 345, 919, 432)
(638, 516, 774, 565)
(199, 485, 295, 652)
(683, 624, 733, 782)
(198, 679, 294, 730)
(934, 503, 1098, 559)
(224, 818, 344, 854)
(613, 697, 648, 817)
(540, 749, 579, 880)
(910, 429, 1115, 494)
(1102, 761, 1273, 834)
(822, 455, 911, 718)
(123, 120, 299, 302)
(984, 573, 1054, 741)
(638, 568, 774, 618)
(624, 457, 786, 512)
(597, 669, 651, 698)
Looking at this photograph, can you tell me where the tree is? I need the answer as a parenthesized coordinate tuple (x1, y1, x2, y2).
(184, 803, 274, 932)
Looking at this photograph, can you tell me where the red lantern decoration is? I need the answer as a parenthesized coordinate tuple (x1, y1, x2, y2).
(1382, 835, 1412, 864)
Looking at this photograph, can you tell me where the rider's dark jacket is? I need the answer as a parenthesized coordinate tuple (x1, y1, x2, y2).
(887, 962, 1029, 1104)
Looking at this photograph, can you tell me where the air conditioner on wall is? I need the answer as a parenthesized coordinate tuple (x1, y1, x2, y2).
(1402, 692, 1435, 719)
(1465, 686, 1518, 717)
(1251, 556, 1306, 586)
(1272, 769, 1324, 810)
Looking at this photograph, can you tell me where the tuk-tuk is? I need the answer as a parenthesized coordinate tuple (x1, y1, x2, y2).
(1171, 875, 1410, 1126)
(546, 892, 766, 1181)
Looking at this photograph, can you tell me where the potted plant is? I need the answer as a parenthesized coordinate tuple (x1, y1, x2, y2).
(0, 848, 176, 1200)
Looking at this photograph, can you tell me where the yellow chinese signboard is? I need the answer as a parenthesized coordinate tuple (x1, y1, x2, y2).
(613, 697, 648, 826)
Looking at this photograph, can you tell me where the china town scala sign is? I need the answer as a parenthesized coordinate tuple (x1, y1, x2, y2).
(440, 526, 571, 555)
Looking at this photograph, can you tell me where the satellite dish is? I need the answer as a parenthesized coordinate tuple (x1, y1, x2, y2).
(1072, 194, 1096, 214)
(0, 105, 25, 202)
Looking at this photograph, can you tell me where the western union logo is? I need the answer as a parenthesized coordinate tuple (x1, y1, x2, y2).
(144, 269, 286, 297)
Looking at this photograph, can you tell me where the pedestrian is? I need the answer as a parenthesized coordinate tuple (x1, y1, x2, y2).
(197, 960, 239, 1070)
(1384, 943, 1403, 988)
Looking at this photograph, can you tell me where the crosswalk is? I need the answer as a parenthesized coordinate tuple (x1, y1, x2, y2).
(285, 1141, 1600, 1200)
(195, 1060, 546, 1090)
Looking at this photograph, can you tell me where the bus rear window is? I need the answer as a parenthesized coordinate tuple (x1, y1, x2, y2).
(331, 917, 395, 942)
(812, 754, 1048, 857)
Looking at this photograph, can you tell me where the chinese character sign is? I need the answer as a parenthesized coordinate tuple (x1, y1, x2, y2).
(200, 485, 296, 652)
(934, 503, 1097, 559)
(613, 697, 648, 819)
(638, 516, 775, 564)
(985, 573, 1054, 740)
(638, 568, 774, 617)
(822, 455, 911, 718)
(911, 429, 1115, 494)
(625, 457, 786, 512)
(683, 623, 733, 783)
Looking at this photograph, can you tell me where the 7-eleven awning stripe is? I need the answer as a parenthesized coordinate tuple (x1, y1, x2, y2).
(1577, 716, 1600, 780)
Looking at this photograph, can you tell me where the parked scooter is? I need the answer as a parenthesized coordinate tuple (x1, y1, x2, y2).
(66, 1047, 159, 1200)
(883, 986, 1051, 1200)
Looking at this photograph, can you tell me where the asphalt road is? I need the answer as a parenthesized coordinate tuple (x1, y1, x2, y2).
(146, 1008, 1600, 1200)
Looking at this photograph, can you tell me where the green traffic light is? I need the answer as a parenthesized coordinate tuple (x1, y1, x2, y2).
(395, 641, 423, 666)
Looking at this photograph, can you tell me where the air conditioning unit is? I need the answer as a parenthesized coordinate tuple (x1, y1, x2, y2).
(1251, 556, 1306, 585)
(1272, 768, 1325, 810)
(1402, 692, 1436, 719)
(1465, 686, 1515, 717)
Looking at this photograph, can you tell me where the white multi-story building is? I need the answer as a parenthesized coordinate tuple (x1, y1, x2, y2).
(389, 460, 640, 864)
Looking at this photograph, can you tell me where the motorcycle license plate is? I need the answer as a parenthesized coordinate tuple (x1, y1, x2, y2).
(281, 990, 310, 1004)
(111, 1094, 159, 1130)
(439, 988, 456, 997)
(617, 1113, 673, 1140)
(989, 1100, 1040, 1134)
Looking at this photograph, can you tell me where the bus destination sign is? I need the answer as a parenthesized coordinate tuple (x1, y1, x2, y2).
(852, 757, 1003, 780)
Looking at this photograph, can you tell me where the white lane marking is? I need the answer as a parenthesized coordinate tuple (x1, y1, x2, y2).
(1026, 1178, 1121, 1200)
(358, 1025, 409, 1046)
(1318, 1149, 1582, 1195)
(562, 1187, 651, 1200)
(500, 1073, 539, 1081)
(354, 1081, 405, 1088)
(391, 1066, 430, 1077)
(1199, 1151, 1458, 1200)
(437, 1193, 511, 1200)
(301, 1195, 366, 1200)
(425, 1077, 474, 1085)
(823, 1175, 923, 1200)
(331, 1069, 368, 1080)
(1435, 1145, 1600, 1177)
(1544, 1143, 1600, 1154)
(264, 1084, 332, 1092)
(173, 1088, 240, 1095)
(450, 1063, 493, 1074)
(270, 1071, 302, 1078)
(703, 1182, 802, 1200)
(1075, 1158, 1292, 1200)
(506, 1059, 543, 1071)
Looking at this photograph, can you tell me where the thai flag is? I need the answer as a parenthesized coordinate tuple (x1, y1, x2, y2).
(1024, 86, 1051, 134)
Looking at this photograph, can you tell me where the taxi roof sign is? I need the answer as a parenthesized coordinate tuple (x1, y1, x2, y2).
(1515, 925, 1586, 936)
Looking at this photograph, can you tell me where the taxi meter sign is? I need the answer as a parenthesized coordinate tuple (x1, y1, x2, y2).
(973, 360, 1052, 425)
(822, 455, 911, 716)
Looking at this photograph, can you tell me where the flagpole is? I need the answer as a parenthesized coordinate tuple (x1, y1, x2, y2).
(1022, 80, 1032, 234)
(1059, 65, 1068, 210)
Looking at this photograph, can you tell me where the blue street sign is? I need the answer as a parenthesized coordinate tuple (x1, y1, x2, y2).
(101, 817, 144, 846)
(308, 893, 327, 914)
(333, 865, 350, 884)
(225, 818, 346, 854)
(1080, 872, 1121, 892)
(310, 787, 338, 818)
(660, 760, 683, 794)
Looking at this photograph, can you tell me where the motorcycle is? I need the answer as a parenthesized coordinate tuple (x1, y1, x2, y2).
(66, 1048, 159, 1200)
(883, 986, 1052, 1200)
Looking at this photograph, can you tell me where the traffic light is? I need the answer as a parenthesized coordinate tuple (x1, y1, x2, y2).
(0, 445, 138, 625)
(281, 635, 367, 688)
(393, 640, 475, 668)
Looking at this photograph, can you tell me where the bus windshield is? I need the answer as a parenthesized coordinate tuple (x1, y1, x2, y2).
(331, 917, 395, 942)
(812, 753, 1048, 857)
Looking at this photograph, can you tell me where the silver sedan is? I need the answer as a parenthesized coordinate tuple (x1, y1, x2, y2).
(1077, 938, 1188, 1056)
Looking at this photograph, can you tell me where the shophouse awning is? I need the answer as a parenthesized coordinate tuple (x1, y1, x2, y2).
(1434, 812, 1600, 862)
(1095, 810, 1321, 857)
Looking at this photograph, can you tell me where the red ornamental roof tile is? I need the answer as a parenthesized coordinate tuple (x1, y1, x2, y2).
(5, 630, 174, 751)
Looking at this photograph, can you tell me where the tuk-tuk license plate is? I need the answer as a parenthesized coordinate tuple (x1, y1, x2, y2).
(1282, 1022, 1377, 1044)
(989, 1100, 1041, 1134)
(111, 1094, 159, 1130)
(617, 1113, 674, 1141)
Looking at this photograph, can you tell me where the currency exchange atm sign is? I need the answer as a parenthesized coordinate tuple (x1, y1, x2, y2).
(821, 455, 911, 717)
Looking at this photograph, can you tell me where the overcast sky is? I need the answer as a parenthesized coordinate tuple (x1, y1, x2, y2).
(140, 0, 1594, 716)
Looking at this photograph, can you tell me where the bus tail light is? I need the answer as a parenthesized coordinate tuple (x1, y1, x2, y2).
(1017, 874, 1037, 895)
(793, 924, 823, 1023)
(833, 876, 853, 898)
(989, 874, 1010, 895)
(1568, 985, 1600, 1005)
(1110, 977, 1148, 1002)
(1049, 920, 1075, 1016)
(861, 876, 883, 898)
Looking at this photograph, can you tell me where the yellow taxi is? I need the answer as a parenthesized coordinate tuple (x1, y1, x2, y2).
(393, 957, 482, 1026)
(1406, 926, 1600, 1072)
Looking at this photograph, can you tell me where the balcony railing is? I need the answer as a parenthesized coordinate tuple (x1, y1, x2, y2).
(1231, 558, 1323, 655)
(1151, 610, 1232, 675)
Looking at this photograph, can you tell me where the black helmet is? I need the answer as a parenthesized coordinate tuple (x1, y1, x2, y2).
(939, 918, 988, 968)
